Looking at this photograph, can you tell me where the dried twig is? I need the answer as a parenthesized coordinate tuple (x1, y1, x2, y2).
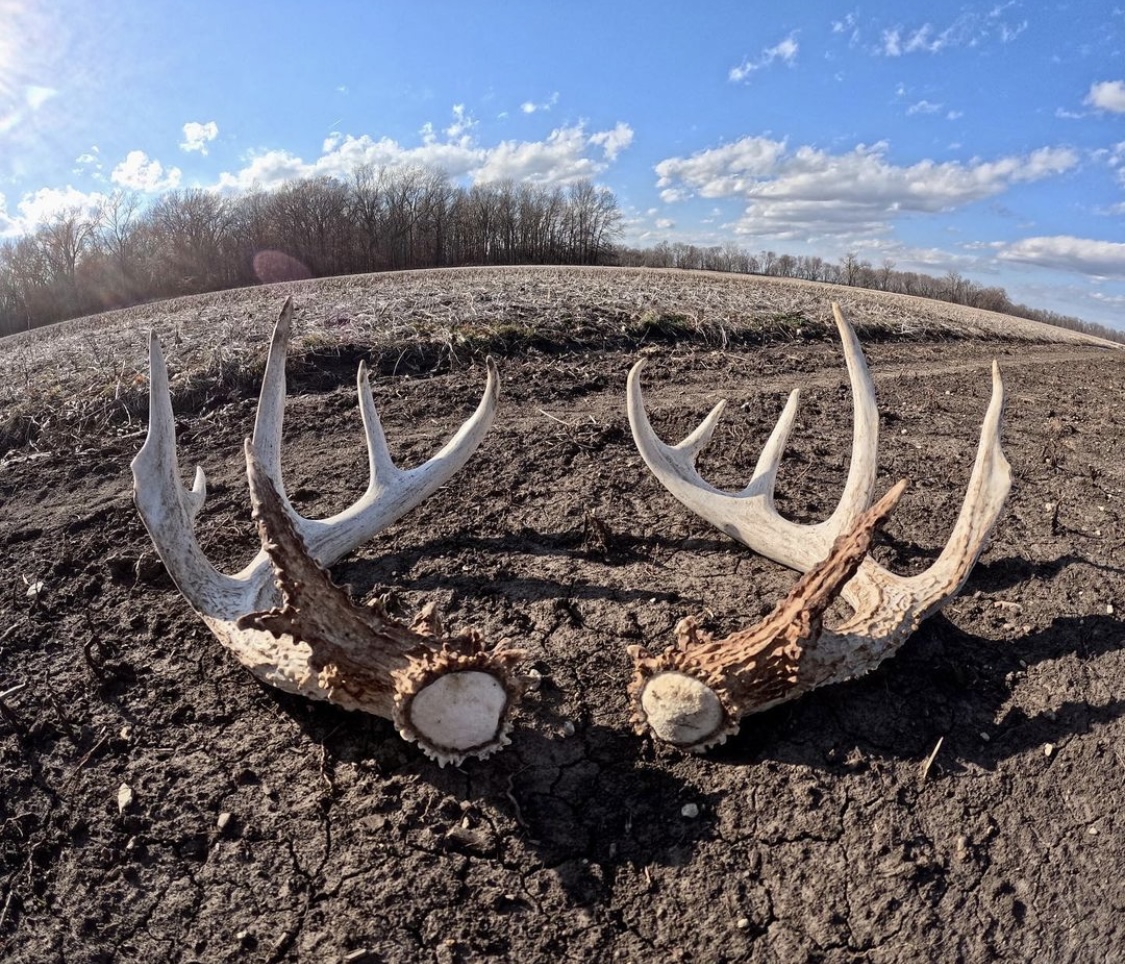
(920, 737, 944, 783)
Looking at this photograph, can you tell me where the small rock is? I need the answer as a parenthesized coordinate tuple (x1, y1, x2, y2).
(1088, 826, 1099, 836)
(1107, 604, 1115, 615)
(681, 803, 700, 819)
(560, 720, 576, 738)
(117, 784, 134, 813)
(216, 812, 233, 833)
(1044, 743, 1055, 758)
(979, 732, 991, 742)
(736, 917, 751, 930)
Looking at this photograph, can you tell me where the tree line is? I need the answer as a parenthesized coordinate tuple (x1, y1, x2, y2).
(2, 165, 1118, 345)
(618, 241, 1125, 344)
(0, 167, 622, 335)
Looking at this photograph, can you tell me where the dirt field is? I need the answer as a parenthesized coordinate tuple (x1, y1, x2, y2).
(1, 267, 1123, 962)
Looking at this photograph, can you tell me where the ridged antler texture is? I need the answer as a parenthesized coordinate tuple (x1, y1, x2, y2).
(132, 299, 523, 765)
(627, 302, 1011, 751)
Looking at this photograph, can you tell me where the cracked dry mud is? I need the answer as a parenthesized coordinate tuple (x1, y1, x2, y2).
(1, 268, 1123, 962)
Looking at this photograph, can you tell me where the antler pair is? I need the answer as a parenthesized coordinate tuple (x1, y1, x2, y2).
(626, 304, 1011, 751)
(131, 299, 524, 766)
(132, 299, 1009, 764)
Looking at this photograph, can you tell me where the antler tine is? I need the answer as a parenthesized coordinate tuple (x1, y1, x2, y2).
(245, 296, 501, 565)
(783, 362, 1009, 693)
(919, 358, 1010, 593)
(131, 331, 257, 620)
(249, 296, 297, 514)
(627, 302, 879, 572)
(838, 359, 1011, 623)
(133, 298, 517, 764)
(295, 354, 499, 565)
(134, 300, 499, 614)
(626, 303, 1012, 753)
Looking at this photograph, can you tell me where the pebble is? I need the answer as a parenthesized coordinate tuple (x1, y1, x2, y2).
(216, 812, 233, 833)
(1044, 743, 1055, 758)
(117, 784, 134, 813)
(736, 917, 751, 930)
(681, 803, 700, 819)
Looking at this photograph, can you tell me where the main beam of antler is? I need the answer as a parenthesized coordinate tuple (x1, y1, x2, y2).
(626, 302, 1011, 752)
(131, 299, 514, 764)
(132, 297, 498, 619)
(627, 303, 880, 573)
(629, 480, 908, 751)
(238, 442, 525, 766)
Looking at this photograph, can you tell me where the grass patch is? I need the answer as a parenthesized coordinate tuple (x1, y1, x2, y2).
(0, 265, 1103, 459)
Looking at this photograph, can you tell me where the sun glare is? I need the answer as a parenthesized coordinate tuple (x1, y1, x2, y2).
(0, 0, 66, 135)
(0, 1, 28, 97)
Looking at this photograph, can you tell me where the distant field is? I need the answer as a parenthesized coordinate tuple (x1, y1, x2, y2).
(1, 266, 1122, 963)
(1, 266, 1117, 458)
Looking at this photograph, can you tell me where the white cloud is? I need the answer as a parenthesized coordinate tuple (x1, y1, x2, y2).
(215, 148, 312, 191)
(877, 7, 1027, 57)
(832, 11, 859, 42)
(1085, 80, 1125, 113)
(520, 92, 559, 114)
(1093, 141, 1125, 185)
(475, 125, 600, 184)
(215, 120, 632, 193)
(729, 33, 799, 82)
(996, 236, 1125, 279)
(907, 99, 943, 115)
(11, 185, 105, 231)
(655, 218, 675, 230)
(445, 104, 477, 142)
(0, 194, 14, 234)
(25, 86, 58, 110)
(73, 146, 102, 177)
(181, 121, 219, 154)
(111, 150, 182, 192)
(655, 137, 1078, 240)
(589, 122, 634, 161)
(881, 29, 903, 56)
(998, 20, 1028, 42)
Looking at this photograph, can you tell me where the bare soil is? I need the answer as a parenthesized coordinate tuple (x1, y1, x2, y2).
(1, 267, 1123, 963)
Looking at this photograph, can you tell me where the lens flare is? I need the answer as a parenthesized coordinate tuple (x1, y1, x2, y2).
(0, 1, 59, 137)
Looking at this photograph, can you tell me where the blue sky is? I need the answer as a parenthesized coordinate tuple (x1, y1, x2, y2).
(2, 0, 1124, 325)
